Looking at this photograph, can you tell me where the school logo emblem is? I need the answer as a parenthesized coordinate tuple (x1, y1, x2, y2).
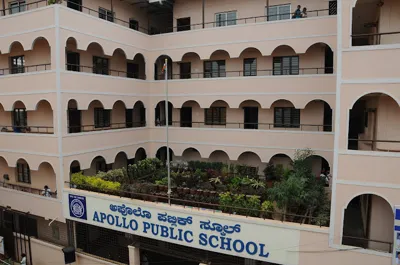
(69, 194, 87, 220)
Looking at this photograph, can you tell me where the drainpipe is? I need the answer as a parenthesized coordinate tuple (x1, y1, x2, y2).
(202, 0, 205, 28)
(110, 0, 113, 16)
(2, 0, 5, 16)
(266, 0, 269, 20)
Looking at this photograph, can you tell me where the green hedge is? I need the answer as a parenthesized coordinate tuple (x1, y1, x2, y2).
(71, 172, 121, 191)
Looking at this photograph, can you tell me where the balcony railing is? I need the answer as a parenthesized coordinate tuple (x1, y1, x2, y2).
(68, 122, 146, 133)
(61, 0, 333, 35)
(157, 67, 334, 80)
(348, 139, 400, 152)
(0, 181, 57, 198)
(0, 0, 47, 16)
(352, 31, 400, 46)
(156, 121, 333, 132)
(342, 235, 393, 253)
(0, 125, 54, 134)
(0, 64, 51, 76)
(65, 64, 146, 80)
(66, 182, 329, 227)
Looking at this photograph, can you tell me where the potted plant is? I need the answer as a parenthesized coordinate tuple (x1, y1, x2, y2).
(183, 187, 190, 194)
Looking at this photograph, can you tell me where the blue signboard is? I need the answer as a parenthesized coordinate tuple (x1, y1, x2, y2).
(69, 194, 87, 220)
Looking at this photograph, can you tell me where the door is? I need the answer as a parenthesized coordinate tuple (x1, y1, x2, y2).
(180, 107, 192, 127)
(180, 62, 191, 79)
(67, 0, 82, 11)
(324, 46, 334, 74)
(244, 107, 258, 129)
(126, 109, 133, 128)
(177, 17, 191, 32)
(127, 62, 139, 78)
(323, 102, 333, 132)
(66, 52, 80, 71)
(68, 109, 81, 133)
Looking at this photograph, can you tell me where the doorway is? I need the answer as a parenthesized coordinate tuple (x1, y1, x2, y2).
(177, 17, 191, 32)
(180, 107, 192, 127)
(127, 62, 139, 78)
(348, 100, 366, 150)
(180, 62, 191, 79)
(324, 46, 334, 74)
(67, 0, 82, 11)
(323, 102, 332, 132)
(126, 109, 133, 128)
(68, 108, 81, 133)
(66, 52, 80, 72)
(243, 107, 258, 129)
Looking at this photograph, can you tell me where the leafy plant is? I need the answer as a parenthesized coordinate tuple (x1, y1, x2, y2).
(209, 176, 222, 185)
(48, 0, 58, 4)
(155, 177, 168, 186)
(71, 172, 121, 192)
(97, 168, 128, 183)
(261, 200, 274, 218)
(250, 179, 266, 190)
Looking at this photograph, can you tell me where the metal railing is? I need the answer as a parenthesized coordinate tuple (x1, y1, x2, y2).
(0, 0, 47, 16)
(0, 181, 57, 198)
(352, 31, 400, 46)
(66, 182, 329, 227)
(0, 125, 54, 134)
(68, 122, 146, 133)
(156, 121, 333, 132)
(157, 67, 334, 80)
(0, 64, 51, 76)
(65, 64, 146, 80)
(342, 235, 393, 253)
(348, 139, 400, 152)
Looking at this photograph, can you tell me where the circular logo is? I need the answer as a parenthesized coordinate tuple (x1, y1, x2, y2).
(70, 199, 85, 218)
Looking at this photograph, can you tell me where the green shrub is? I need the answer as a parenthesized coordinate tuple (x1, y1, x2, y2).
(71, 172, 121, 192)
(128, 158, 163, 181)
(261, 200, 274, 218)
(155, 177, 168, 186)
(187, 161, 224, 171)
(97, 168, 128, 183)
(48, 0, 57, 4)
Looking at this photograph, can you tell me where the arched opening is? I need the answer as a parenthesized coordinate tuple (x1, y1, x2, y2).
(304, 100, 332, 132)
(181, 148, 202, 161)
(33, 100, 54, 133)
(87, 42, 108, 75)
(239, 48, 262, 77)
(155, 101, 173, 126)
(111, 48, 127, 77)
(89, 156, 111, 175)
(342, 194, 393, 253)
(133, 101, 146, 127)
(179, 52, 201, 79)
(134, 148, 147, 164)
(36, 162, 56, 194)
(70, 160, 81, 175)
(154, 55, 172, 80)
(271, 45, 298, 75)
(236, 151, 263, 175)
(15, 158, 30, 184)
(114, 152, 128, 170)
(270, 100, 299, 129)
(31, 37, 51, 72)
(12, 101, 27, 133)
(269, 154, 293, 169)
(130, 53, 146, 80)
(111, 100, 126, 129)
(206, 100, 229, 127)
(156, 147, 174, 164)
(180, 100, 201, 128)
(305, 155, 330, 178)
(0, 104, 8, 130)
(66, 37, 80, 72)
(209, 150, 230, 163)
(87, 100, 110, 131)
(304, 43, 334, 74)
(206, 50, 229, 78)
(348, 93, 400, 151)
(351, 0, 393, 46)
(68, 99, 81, 133)
(0, 156, 13, 183)
(8, 42, 25, 74)
(239, 100, 261, 129)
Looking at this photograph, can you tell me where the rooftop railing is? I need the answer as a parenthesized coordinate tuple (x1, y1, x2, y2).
(352, 31, 400, 46)
(68, 122, 146, 134)
(0, 0, 47, 16)
(0, 64, 51, 76)
(0, 181, 57, 198)
(65, 64, 146, 80)
(342, 235, 393, 253)
(0, 125, 54, 134)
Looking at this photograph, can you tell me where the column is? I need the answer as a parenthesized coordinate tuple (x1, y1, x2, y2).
(128, 246, 140, 265)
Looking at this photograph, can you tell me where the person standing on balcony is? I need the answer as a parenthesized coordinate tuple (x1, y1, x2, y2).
(20, 254, 26, 265)
(302, 7, 308, 18)
(41, 185, 52, 197)
(293, 5, 302, 18)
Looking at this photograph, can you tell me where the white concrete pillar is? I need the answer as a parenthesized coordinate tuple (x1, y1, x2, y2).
(128, 246, 140, 265)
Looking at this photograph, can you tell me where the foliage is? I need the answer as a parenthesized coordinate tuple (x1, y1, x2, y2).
(261, 200, 275, 218)
(188, 161, 224, 171)
(97, 168, 128, 183)
(155, 177, 168, 186)
(71, 172, 121, 192)
(267, 149, 329, 223)
(48, 0, 58, 4)
(170, 160, 188, 171)
(218, 192, 261, 217)
(128, 158, 164, 182)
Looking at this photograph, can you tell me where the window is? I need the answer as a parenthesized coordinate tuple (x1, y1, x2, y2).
(94, 108, 111, 128)
(129, 19, 139, 31)
(243, 58, 257, 76)
(180, 62, 191, 79)
(274, 107, 300, 128)
(215, 11, 237, 27)
(10, 55, 25, 74)
(205, 107, 226, 125)
(177, 17, 191, 32)
(267, 4, 290, 21)
(273, 56, 299, 75)
(99, 7, 114, 22)
(16, 162, 30, 184)
(13, 108, 27, 128)
(204, 60, 226, 78)
(9, 1, 26, 14)
(93, 56, 109, 75)
(329, 1, 337, 15)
